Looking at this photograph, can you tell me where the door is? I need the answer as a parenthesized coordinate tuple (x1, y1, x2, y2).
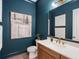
(73, 8, 79, 41)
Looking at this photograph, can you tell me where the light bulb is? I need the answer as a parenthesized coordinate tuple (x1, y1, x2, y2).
(52, 2, 58, 8)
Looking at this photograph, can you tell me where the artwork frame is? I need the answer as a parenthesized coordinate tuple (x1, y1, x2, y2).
(10, 11, 32, 39)
(55, 14, 66, 39)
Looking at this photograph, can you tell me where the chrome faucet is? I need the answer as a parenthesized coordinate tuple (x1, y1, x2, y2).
(56, 38, 65, 45)
(56, 39, 61, 44)
(56, 38, 63, 44)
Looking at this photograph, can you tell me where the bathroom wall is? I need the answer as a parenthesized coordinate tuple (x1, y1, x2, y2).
(2, 0, 36, 58)
(36, 0, 73, 38)
(0, 51, 2, 59)
(50, 0, 79, 39)
(36, 0, 54, 39)
(0, 51, 1, 59)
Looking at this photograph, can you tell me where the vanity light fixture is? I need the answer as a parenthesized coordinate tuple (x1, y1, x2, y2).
(31, 0, 38, 2)
(51, 0, 72, 9)
(51, 2, 58, 8)
(24, 0, 38, 3)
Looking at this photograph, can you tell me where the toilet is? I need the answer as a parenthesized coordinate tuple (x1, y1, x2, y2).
(27, 46, 37, 59)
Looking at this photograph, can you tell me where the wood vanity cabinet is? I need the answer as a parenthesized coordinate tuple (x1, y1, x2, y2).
(61, 55, 69, 59)
(37, 43, 69, 59)
(37, 43, 60, 59)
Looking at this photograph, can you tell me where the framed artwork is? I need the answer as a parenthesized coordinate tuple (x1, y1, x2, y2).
(55, 14, 66, 26)
(55, 14, 66, 39)
(10, 11, 32, 39)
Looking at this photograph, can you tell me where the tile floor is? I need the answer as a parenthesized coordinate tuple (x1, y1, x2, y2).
(7, 53, 37, 59)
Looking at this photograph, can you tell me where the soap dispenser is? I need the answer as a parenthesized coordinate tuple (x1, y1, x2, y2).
(50, 36, 53, 42)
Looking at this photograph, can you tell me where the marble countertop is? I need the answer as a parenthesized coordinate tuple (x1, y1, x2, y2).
(36, 39, 79, 59)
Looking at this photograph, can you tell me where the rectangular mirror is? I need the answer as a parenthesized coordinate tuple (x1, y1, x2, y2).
(50, 0, 79, 43)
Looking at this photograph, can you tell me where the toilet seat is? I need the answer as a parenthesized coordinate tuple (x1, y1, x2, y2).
(27, 46, 37, 52)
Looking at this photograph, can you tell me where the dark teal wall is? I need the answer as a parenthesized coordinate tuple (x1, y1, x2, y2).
(36, 0, 54, 38)
(0, 51, 1, 59)
(50, 0, 79, 39)
(2, 0, 36, 58)
(0, 51, 1, 58)
(0, 51, 2, 59)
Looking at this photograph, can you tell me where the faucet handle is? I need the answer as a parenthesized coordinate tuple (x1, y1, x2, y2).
(62, 41, 65, 45)
(56, 39, 58, 43)
(59, 40, 61, 44)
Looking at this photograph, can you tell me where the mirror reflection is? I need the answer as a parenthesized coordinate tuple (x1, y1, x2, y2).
(55, 14, 66, 39)
(73, 8, 79, 41)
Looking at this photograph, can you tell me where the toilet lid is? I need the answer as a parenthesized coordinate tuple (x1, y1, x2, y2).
(27, 46, 37, 52)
